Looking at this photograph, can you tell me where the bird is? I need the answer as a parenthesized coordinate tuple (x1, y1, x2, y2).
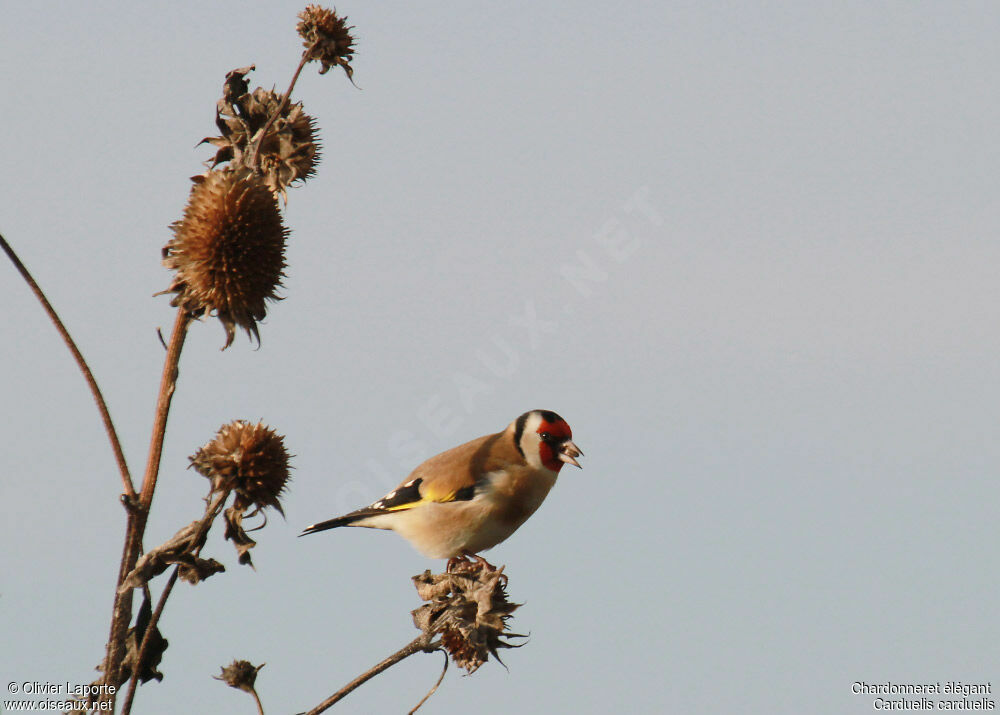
(301, 410, 583, 562)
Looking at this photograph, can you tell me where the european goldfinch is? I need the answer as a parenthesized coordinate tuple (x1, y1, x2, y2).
(301, 410, 582, 559)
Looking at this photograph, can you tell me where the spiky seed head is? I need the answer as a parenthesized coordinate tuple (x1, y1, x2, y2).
(163, 170, 287, 348)
(214, 660, 265, 694)
(203, 71, 321, 200)
(411, 560, 523, 673)
(297, 5, 356, 79)
(190, 420, 291, 514)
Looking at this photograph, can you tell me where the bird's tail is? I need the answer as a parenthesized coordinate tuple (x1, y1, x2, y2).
(299, 512, 370, 537)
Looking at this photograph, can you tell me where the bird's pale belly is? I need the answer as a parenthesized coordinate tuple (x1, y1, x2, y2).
(383, 469, 557, 558)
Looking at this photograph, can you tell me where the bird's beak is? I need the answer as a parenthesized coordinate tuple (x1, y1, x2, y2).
(558, 440, 584, 468)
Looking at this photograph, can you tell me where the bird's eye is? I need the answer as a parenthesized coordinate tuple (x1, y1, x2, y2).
(540, 432, 553, 443)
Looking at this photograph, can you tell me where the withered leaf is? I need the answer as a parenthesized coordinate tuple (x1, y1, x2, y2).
(121, 594, 168, 685)
(118, 521, 208, 592)
(177, 556, 226, 585)
(223, 505, 257, 567)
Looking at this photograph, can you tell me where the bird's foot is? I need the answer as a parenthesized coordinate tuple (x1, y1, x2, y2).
(446, 552, 497, 572)
(446, 553, 506, 586)
(469, 553, 496, 571)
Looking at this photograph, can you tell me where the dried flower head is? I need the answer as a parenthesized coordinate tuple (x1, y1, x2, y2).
(190, 420, 292, 515)
(411, 559, 524, 673)
(203, 67, 321, 199)
(297, 5, 356, 79)
(162, 169, 287, 348)
(215, 660, 265, 693)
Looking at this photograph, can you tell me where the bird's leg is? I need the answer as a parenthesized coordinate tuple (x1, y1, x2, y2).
(446, 555, 470, 573)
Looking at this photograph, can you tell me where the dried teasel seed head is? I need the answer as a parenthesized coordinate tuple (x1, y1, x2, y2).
(190, 420, 292, 515)
(162, 169, 287, 348)
(411, 559, 524, 673)
(214, 660, 265, 693)
(203, 68, 321, 200)
(297, 5, 357, 80)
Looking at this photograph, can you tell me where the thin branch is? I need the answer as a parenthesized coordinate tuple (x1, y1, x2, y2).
(104, 554, 136, 705)
(120, 488, 230, 714)
(408, 649, 448, 715)
(138, 308, 193, 512)
(104, 308, 192, 708)
(304, 635, 442, 715)
(0, 232, 135, 499)
(250, 687, 265, 715)
(247, 43, 317, 171)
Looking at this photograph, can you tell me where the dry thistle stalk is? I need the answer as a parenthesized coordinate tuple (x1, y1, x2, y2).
(203, 66, 321, 199)
(27, 6, 362, 711)
(190, 420, 292, 565)
(162, 169, 288, 348)
(297, 5, 357, 79)
(412, 560, 525, 673)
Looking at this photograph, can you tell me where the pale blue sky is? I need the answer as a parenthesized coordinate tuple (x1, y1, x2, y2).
(2, 2, 999, 713)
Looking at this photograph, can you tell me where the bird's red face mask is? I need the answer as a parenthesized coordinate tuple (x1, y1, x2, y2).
(536, 417, 583, 473)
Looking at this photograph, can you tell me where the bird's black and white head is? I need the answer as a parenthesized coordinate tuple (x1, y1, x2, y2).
(513, 410, 583, 473)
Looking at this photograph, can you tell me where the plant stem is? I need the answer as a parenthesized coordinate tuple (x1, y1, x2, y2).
(408, 649, 448, 715)
(120, 489, 229, 714)
(104, 308, 191, 709)
(250, 688, 265, 715)
(138, 308, 192, 512)
(305, 635, 441, 715)
(0, 232, 134, 498)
